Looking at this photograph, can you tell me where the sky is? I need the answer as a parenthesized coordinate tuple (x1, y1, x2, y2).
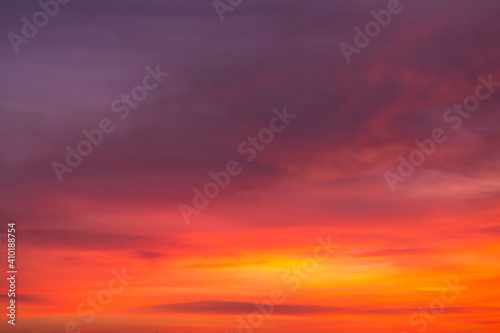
(1, 0, 500, 332)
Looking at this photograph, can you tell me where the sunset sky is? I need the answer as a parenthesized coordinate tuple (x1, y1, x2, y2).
(1, 0, 500, 332)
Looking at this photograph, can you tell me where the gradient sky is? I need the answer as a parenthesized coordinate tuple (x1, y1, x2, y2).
(1, 0, 500, 332)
